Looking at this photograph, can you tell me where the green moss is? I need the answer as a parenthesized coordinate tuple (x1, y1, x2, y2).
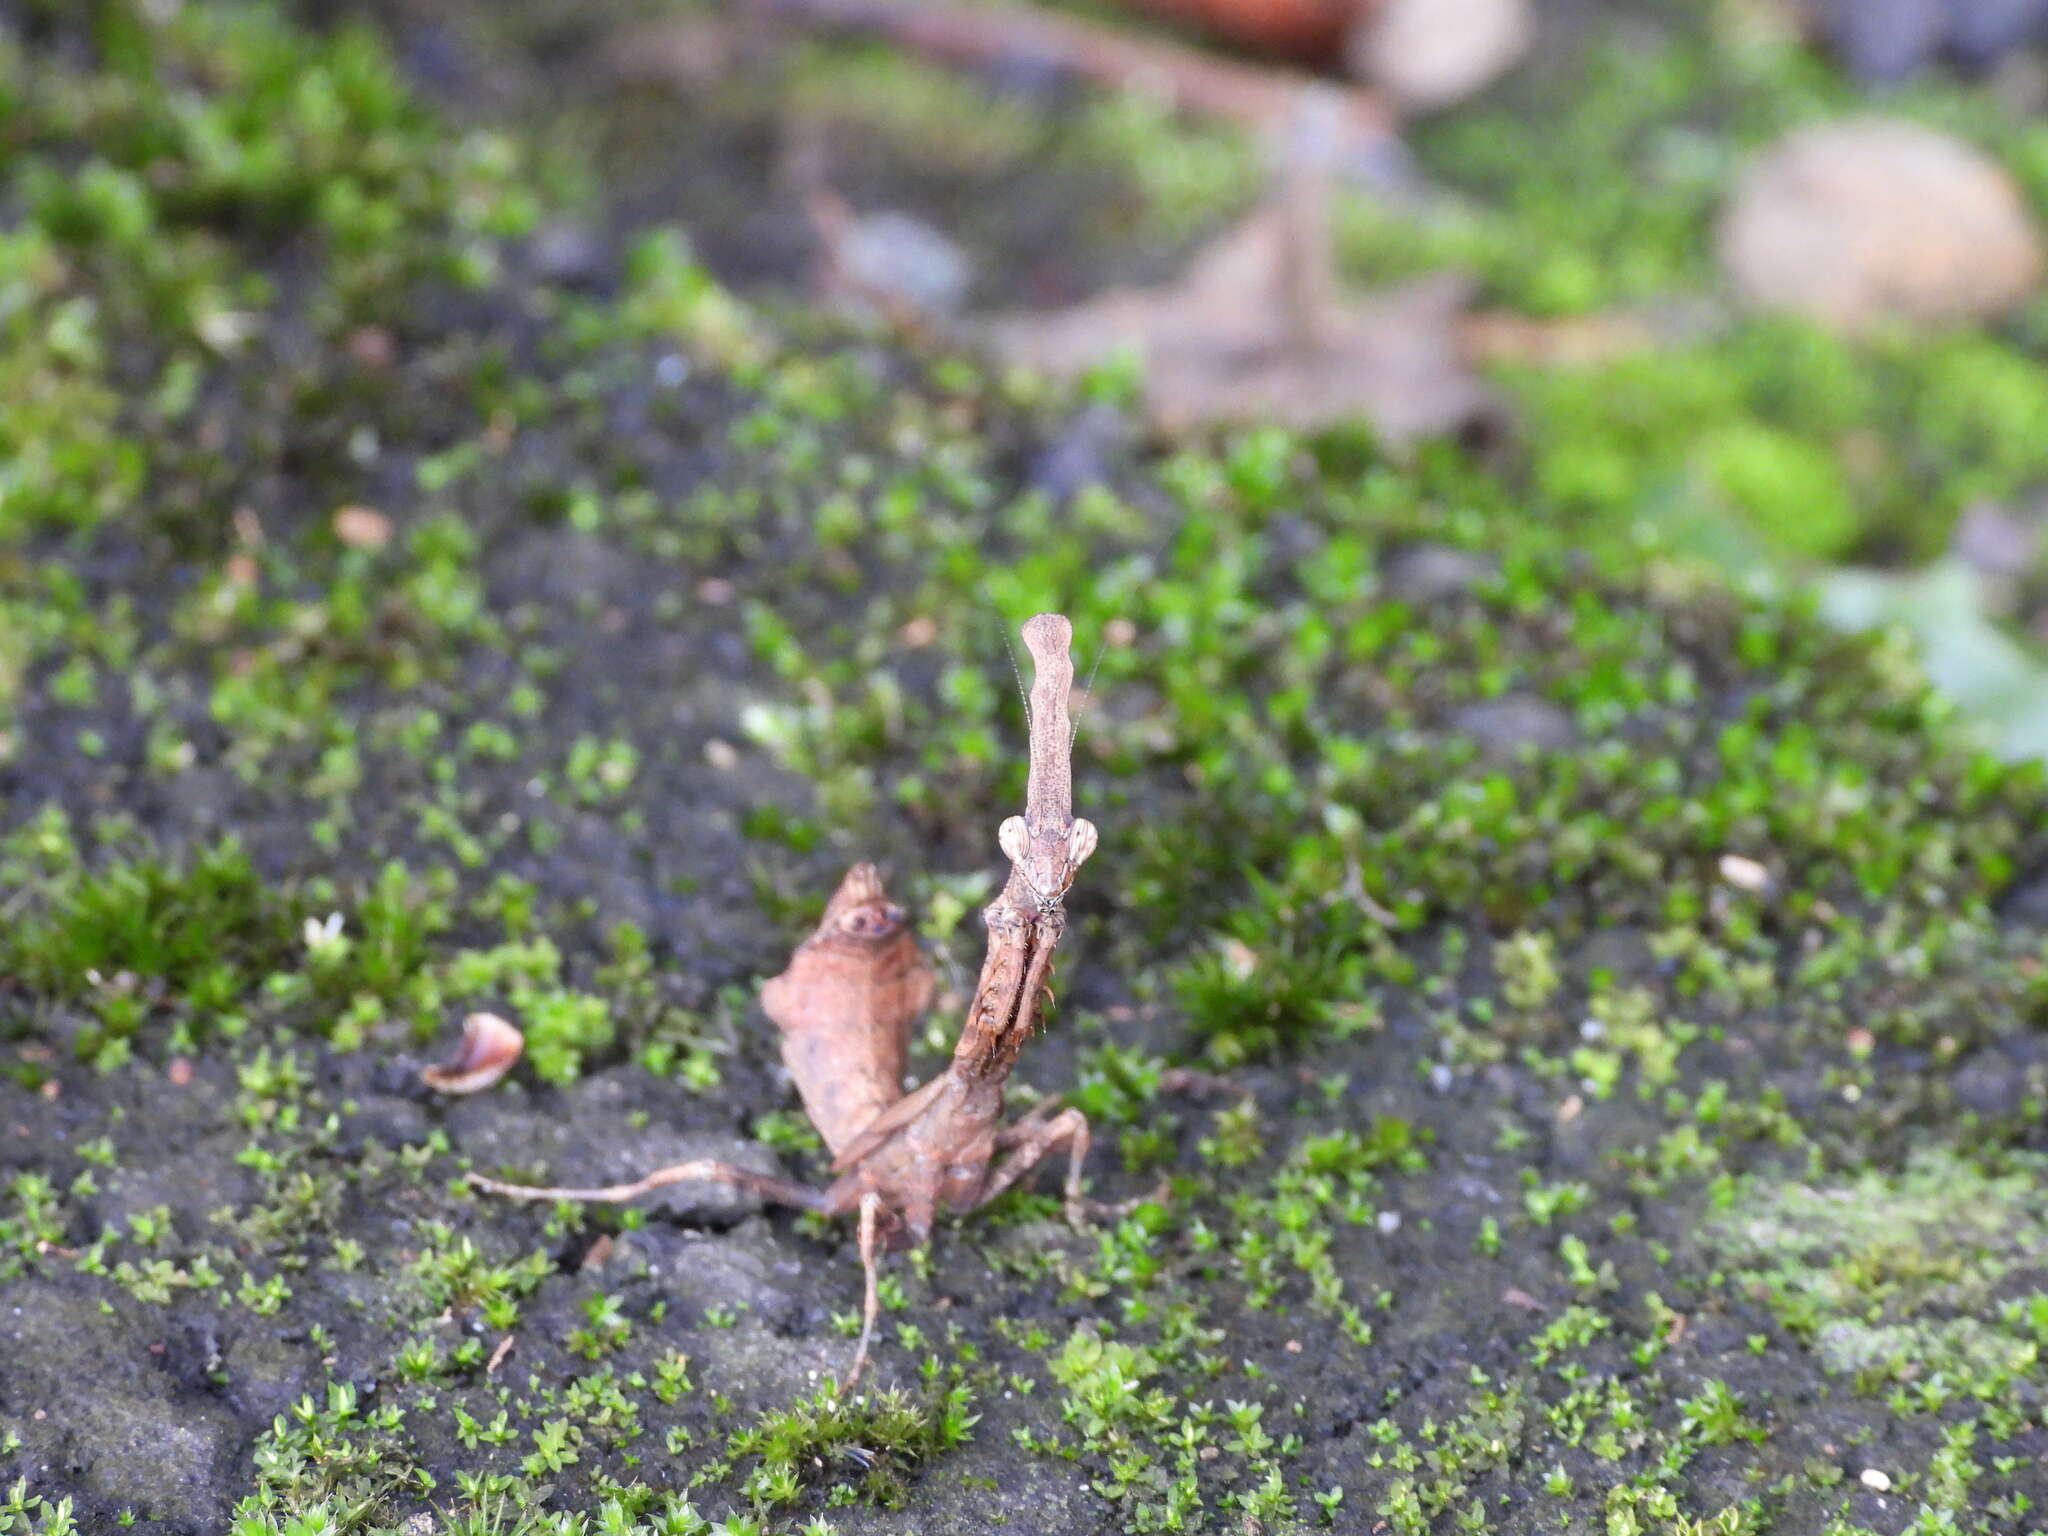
(1698, 422, 1858, 561)
(726, 1379, 977, 1511)
(1703, 1148, 2048, 1405)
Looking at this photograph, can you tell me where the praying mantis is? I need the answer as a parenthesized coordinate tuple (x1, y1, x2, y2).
(471, 613, 1120, 1386)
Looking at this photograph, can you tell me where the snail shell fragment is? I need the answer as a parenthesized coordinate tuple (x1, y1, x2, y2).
(423, 1011, 525, 1095)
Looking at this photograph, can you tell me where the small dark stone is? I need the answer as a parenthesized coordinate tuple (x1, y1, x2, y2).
(1950, 1051, 2023, 1116)
(337, 1098, 431, 1154)
(1031, 405, 1129, 501)
(368, 1055, 431, 1100)
(87, 1135, 255, 1231)
(1265, 514, 1326, 569)
(218, 1324, 321, 1425)
(1996, 1029, 2048, 1066)
(615, 1219, 807, 1326)
(1382, 543, 1498, 603)
(1996, 866, 2048, 922)
(1574, 927, 1657, 984)
(399, 23, 470, 91)
(1449, 694, 1577, 760)
(1823, 0, 1947, 81)
(498, 528, 642, 607)
(1946, 0, 2048, 70)
(0, 1283, 239, 1533)
(1778, 1067, 1831, 1116)
(528, 221, 611, 288)
(1949, 501, 2038, 576)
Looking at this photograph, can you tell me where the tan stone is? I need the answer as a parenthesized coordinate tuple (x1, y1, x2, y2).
(1346, 0, 1532, 112)
(1720, 118, 2044, 331)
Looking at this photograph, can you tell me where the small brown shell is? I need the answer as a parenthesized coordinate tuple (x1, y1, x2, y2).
(422, 1012, 524, 1095)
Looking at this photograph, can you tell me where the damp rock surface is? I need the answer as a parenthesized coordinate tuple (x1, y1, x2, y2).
(1, 4, 2046, 1535)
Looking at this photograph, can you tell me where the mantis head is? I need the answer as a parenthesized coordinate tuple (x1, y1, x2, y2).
(999, 814, 1098, 914)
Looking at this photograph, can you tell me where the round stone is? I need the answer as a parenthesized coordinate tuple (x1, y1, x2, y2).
(1719, 117, 2044, 331)
(1347, 0, 1533, 112)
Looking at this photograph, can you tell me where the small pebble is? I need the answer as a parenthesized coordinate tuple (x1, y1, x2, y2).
(1718, 853, 1771, 892)
(528, 220, 606, 287)
(1720, 117, 2044, 331)
(1951, 502, 2038, 577)
(332, 505, 392, 552)
(1347, 0, 1532, 111)
(345, 325, 397, 368)
(1950, 0, 2048, 70)
(839, 210, 972, 316)
(1860, 1468, 1892, 1492)
(1821, 0, 1946, 82)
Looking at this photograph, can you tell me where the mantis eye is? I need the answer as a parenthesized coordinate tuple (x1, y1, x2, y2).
(1068, 818, 1099, 868)
(998, 815, 1030, 865)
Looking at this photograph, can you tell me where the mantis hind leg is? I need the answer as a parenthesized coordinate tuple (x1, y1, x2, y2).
(842, 1191, 886, 1393)
(978, 1107, 1148, 1228)
(468, 1159, 825, 1212)
(473, 1163, 897, 1390)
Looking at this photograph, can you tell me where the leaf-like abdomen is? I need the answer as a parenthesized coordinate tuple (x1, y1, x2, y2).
(761, 864, 934, 1156)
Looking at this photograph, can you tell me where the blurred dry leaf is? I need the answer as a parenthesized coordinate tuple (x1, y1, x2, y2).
(1460, 310, 1656, 367)
(986, 206, 1494, 442)
(604, 19, 744, 88)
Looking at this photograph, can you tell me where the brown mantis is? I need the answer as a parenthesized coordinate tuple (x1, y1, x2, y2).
(471, 613, 1115, 1386)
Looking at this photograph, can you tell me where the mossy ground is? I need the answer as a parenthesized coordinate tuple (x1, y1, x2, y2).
(3, 3, 2048, 1534)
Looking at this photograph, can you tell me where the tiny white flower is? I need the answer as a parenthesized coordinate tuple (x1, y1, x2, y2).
(303, 912, 345, 955)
